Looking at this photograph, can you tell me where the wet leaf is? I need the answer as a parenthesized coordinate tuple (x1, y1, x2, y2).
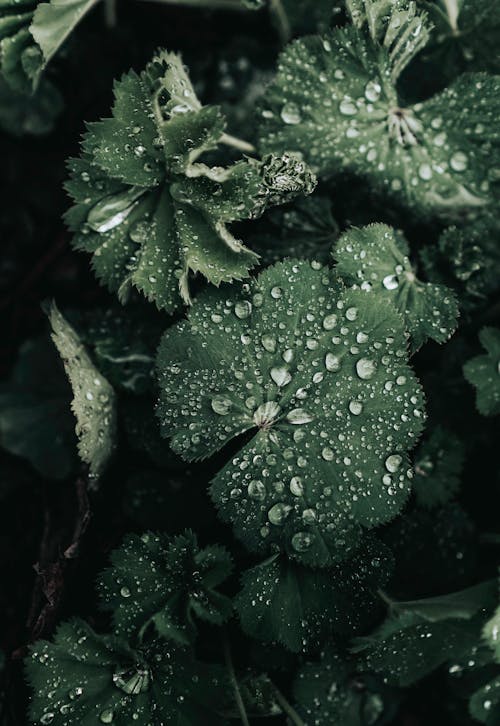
(48, 303, 117, 477)
(99, 530, 233, 643)
(157, 259, 425, 566)
(413, 427, 465, 509)
(333, 223, 459, 351)
(66, 51, 316, 313)
(26, 618, 228, 725)
(259, 1, 500, 216)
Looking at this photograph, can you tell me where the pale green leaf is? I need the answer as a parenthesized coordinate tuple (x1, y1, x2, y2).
(48, 303, 117, 477)
(30, 0, 99, 65)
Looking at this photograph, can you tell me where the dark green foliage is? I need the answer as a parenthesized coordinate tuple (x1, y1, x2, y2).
(0, 1, 499, 724)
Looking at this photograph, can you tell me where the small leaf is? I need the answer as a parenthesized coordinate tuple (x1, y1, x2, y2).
(99, 530, 233, 642)
(157, 259, 425, 566)
(463, 327, 500, 416)
(334, 223, 459, 351)
(413, 427, 465, 509)
(0, 1, 42, 91)
(235, 537, 392, 652)
(30, 0, 99, 66)
(0, 74, 63, 135)
(48, 303, 117, 477)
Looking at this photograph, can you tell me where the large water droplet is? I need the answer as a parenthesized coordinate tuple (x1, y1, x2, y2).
(291, 531, 313, 552)
(356, 358, 377, 380)
(113, 666, 151, 695)
(286, 408, 313, 424)
(248, 480, 266, 501)
(340, 98, 357, 116)
(325, 353, 341, 372)
(99, 710, 114, 724)
(450, 152, 468, 172)
(290, 476, 304, 496)
(261, 334, 277, 352)
(254, 401, 281, 426)
(323, 313, 338, 330)
(385, 454, 403, 472)
(211, 395, 233, 415)
(280, 103, 301, 125)
(268, 502, 292, 525)
(349, 400, 363, 415)
(383, 274, 399, 290)
(234, 300, 252, 319)
(365, 81, 381, 102)
(87, 187, 145, 233)
(270, 366, 291, 387)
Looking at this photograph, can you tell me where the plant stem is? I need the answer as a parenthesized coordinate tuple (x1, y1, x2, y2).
(223, 635, 250, 726)
(269, 0, 291, 44)
(271, 683, 305, 726)
(220, 132, 256, 154)
(104, 0, 117, 26)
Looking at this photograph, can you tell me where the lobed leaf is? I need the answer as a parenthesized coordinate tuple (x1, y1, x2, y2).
(157, 259, 425, 566)
(333, 223, 459, 351)
(259, 1, 500, 217)
(99, 530, 233, 643)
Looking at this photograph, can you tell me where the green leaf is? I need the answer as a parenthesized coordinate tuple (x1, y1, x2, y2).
(412, 426, 465, 508)
(157, 259, 425, 566)
(235, 537, 392, 652)
(26, 618, 228, 725)
(333, 223, 459, 351)
(352, 580, 497, 686)
(470, 675, 500, 724)
(0, 335, 75, 479)
(422, 0, 500, 75)
(0, 0, 42, 91)
(259, 2, 500, 217)
(99, 530, 233, 643)
(379, 579, 497, 623)
(463, 327, 500, 416)
(48, 303, 117, 478)
(66, 51, 316, 313)
(293, 650, 394, 726)
(420, 214, 500, 312)
(30, 0, 99, 66)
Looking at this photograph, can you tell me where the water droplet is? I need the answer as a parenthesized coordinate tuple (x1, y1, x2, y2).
(290, 476, 304, 496)
(291, 531, 313, 552)
(87, 187, 145, 234)
(261, 334, 277, 352)
(349, 400, 363, 415)
(365, 81, 381, 102)
(270, 286, 283, 299)
(280, 103, 301, 125)
(383, 274, 399, 290)
(325, 353, 341, 372)
(211, 395, 233, 415)
(346, 306, 358, 321)
(323, 313, 338, 330)
(450, 152, 468, 172)
(120, 586, 131, 598)
(113, 666, 151, 695)
(234, 300, 252, 319)
(270, 366, 291, 387)
(340, 98, 357, 116)
(385, 454, 403, 472)
(286, 408, 313, 424)
(248, 480, 266, 501)
(40, 715, 55, 725)
(268, 502, 292, 525)
(321, 447, 334, 461)
(100, 709, 114, 723)
(302, 508, 316, 524)
(418, 163, 432, 181)
(356, 358, 377, 380)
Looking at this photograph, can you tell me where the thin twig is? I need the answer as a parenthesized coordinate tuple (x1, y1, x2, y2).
(220, 132, 256, 155)
(271, 683, 305, 726)
(223, 634, 250, 726)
